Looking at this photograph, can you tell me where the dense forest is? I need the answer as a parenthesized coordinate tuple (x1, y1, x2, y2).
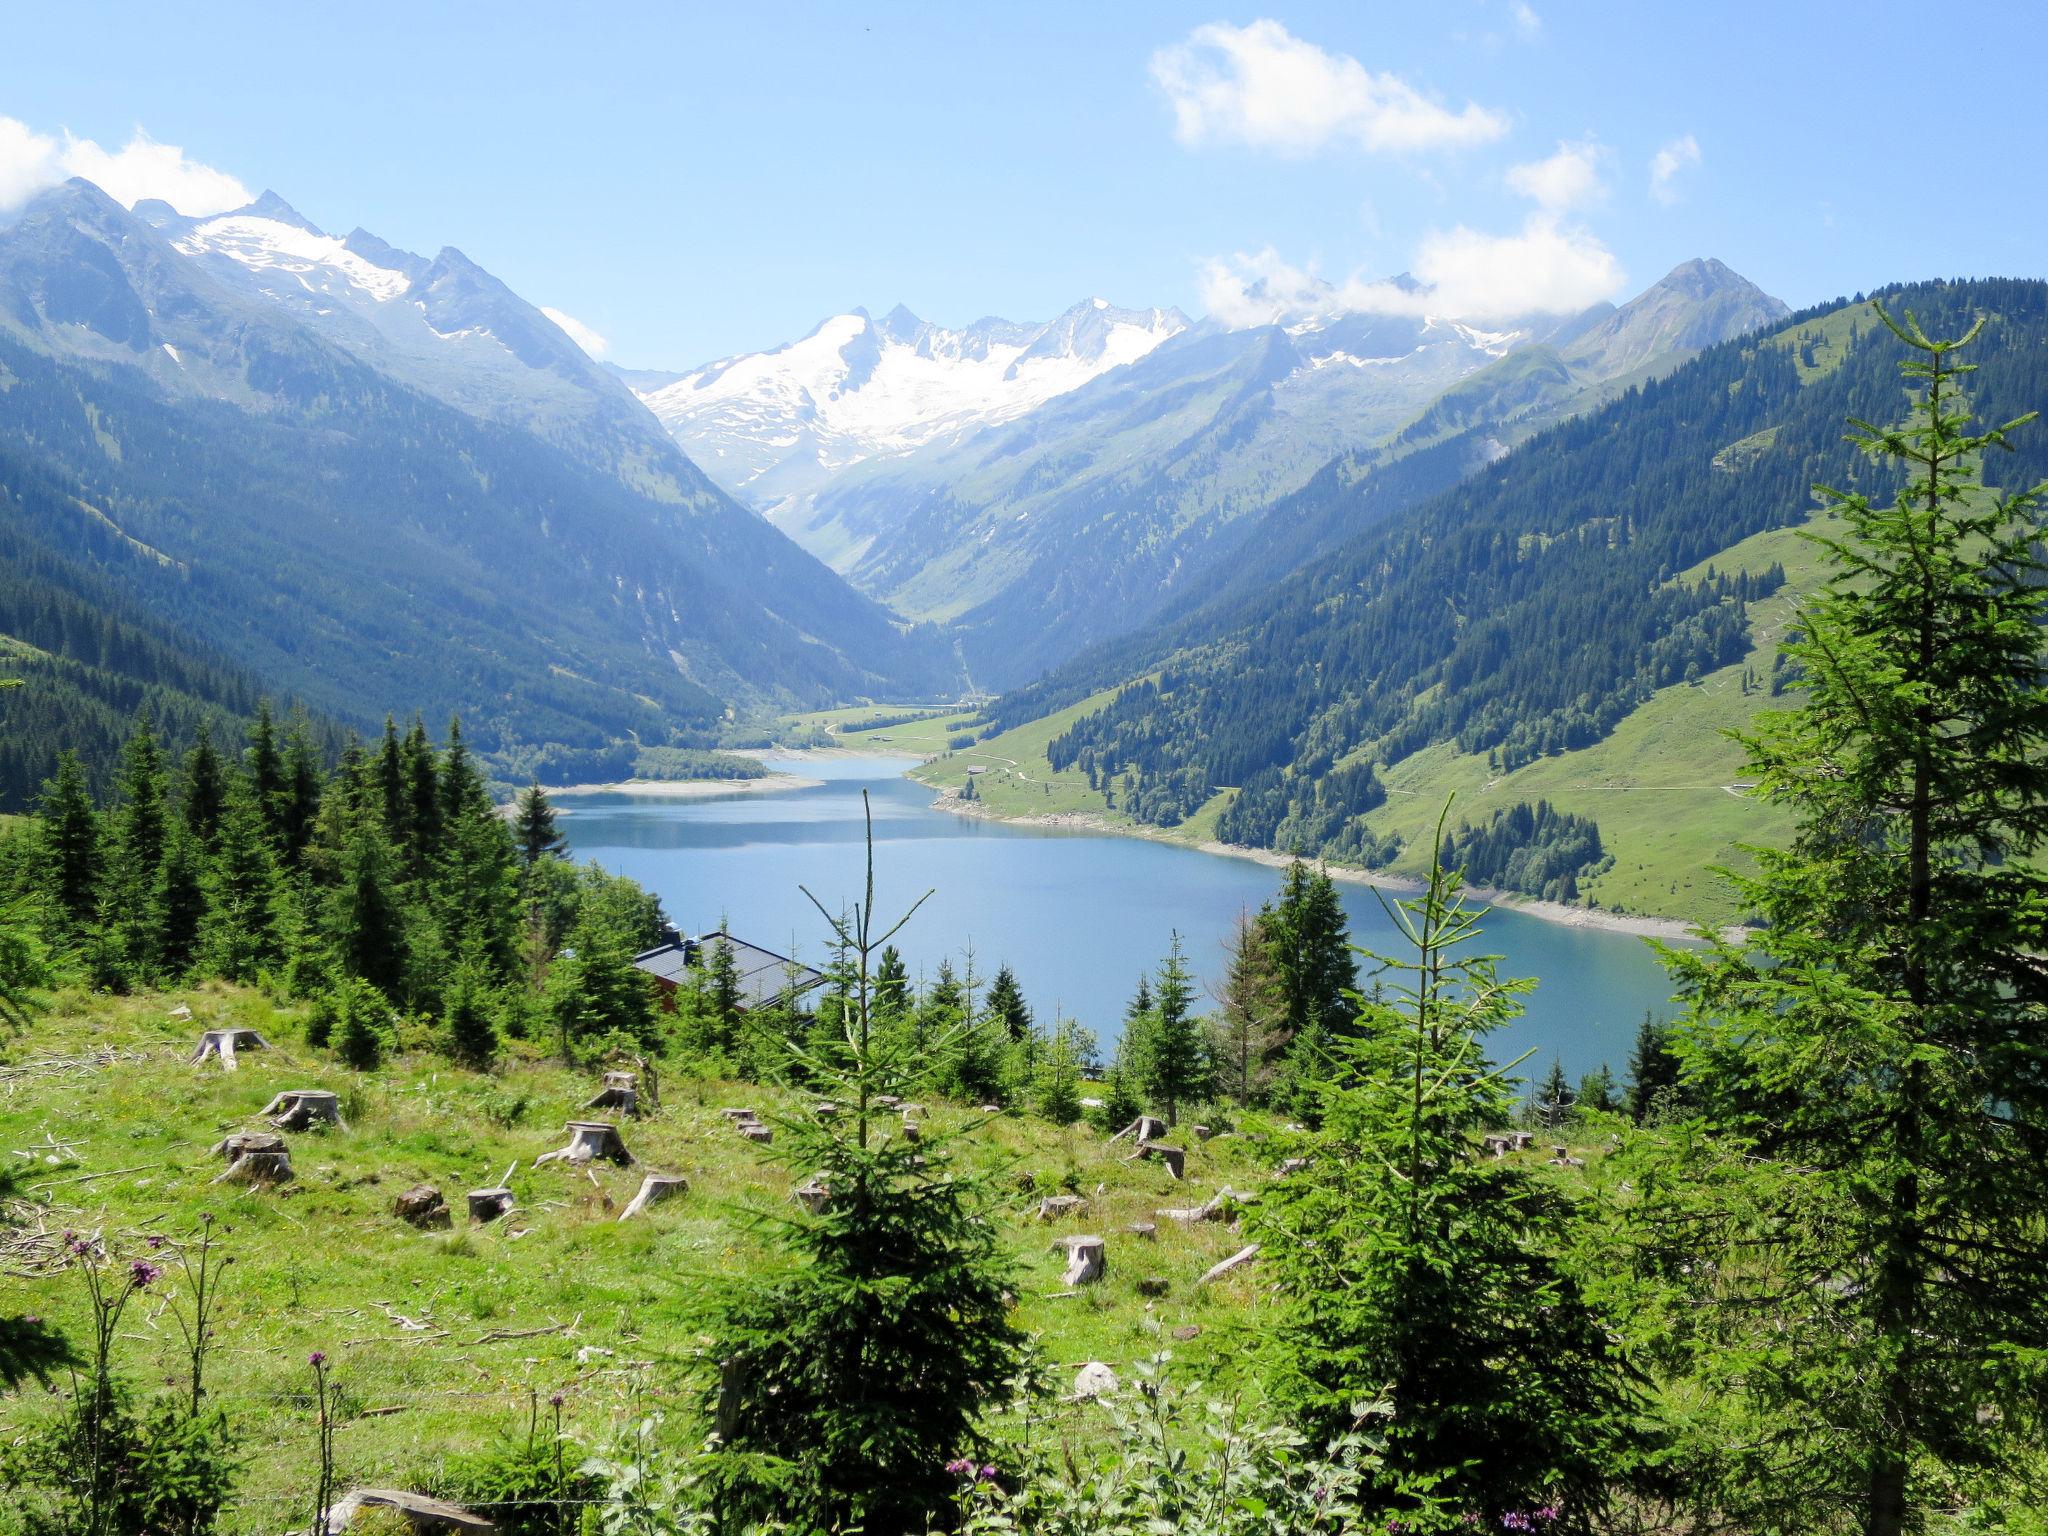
(1000, 279, 2048, 873)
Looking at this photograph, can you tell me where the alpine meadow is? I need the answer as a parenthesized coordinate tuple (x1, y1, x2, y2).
(3, 7, 2047, 1533)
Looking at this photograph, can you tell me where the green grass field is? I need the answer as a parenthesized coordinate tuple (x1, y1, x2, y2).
(0, 984, 1347, 1531)
(777, 704, 984, 756)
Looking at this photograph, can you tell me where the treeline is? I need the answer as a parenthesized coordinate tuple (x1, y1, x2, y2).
(1440, 800, 1610, 902)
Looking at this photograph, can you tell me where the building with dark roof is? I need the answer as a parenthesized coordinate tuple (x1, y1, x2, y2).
(631, 925, 828, 1013)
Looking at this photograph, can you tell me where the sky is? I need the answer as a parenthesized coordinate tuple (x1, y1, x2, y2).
(2, 1, 2043, 368)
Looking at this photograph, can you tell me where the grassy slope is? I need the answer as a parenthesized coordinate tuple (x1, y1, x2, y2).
(779, 704, 984, 755)
(909, 515, 1830, 927)
(1, 986, 1305, 1532)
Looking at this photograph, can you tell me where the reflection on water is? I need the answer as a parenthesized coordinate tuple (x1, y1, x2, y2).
(558, 754, 1679, 1084)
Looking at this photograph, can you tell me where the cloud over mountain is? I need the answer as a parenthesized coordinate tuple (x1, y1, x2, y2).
(0, 116, 250, 214)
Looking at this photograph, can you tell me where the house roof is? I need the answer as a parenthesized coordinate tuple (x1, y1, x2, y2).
(631, 931, 828, 1012)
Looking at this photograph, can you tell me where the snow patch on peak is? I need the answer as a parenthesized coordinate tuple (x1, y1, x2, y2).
(176, 214, 411, 303)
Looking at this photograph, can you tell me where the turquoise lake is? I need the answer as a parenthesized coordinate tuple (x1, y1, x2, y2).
(558, 754, 1684, 1086)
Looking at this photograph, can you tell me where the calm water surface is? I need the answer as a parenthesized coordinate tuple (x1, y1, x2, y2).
(559, 755, 1681, 1083)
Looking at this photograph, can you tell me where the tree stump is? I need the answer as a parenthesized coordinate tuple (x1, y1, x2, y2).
(535, 1120, 633, 1168)
(900, 1116, 922, 1144)
(393, 1185, 451, 1229)
(1159, 1186, 1250, 1224)
(619, 1172, 688, 1221)
(1110, 1114, 1168, 1144)
(1274, 1157, 1312, 1178)
(1126, 1221, 1157, 1240)
(467, 1186, 515, 1223)
(209, 1131, 293, 1185)
(1051, 1234, 1106, 1287)
(739, 1122, 773, 1144)
(188, 1027, 272, 1072)
(1196, 1243, 1260, 1287)
(1073, 1361, 1118, 1399)
(1036, 1194, 1087, 1222)
(322, 1486, 494, 1532)
(263, 1090, 346, 1131)
(584, 1072, 640, 1118)
(1129, 1141, 1187, 1180)
(719, 1107, 759, 1121)
(1136, 1276, 1170, 1298)
(793, 1174, 832, 1214)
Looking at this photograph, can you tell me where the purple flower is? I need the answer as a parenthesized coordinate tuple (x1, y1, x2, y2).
(945, 1458, 974, 1477)
(147, 1235, 168, 1251)
(308, 1350, 327, 1368)
(978, 1464, 999, 1485)
(548, 1393, 565, 1409)
(129, 1260, 162, 1288)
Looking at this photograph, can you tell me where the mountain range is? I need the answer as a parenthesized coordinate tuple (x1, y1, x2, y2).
(632, 260, 1788, 689)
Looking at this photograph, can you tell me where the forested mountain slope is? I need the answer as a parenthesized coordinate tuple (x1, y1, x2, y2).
(945, 279, 2048, 920)
(0, 181, 960, 777)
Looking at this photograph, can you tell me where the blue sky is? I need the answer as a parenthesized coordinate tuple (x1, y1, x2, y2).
(3, 1, 2043, 366)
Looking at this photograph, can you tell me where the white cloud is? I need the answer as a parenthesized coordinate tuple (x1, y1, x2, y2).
(1151, 19, 1508, 155)
(0, 116, 250, 215)
(542, 306, 610, 359)
(1649, 133, 1701, 205)
(1202, 212, 1623, 326)
(1509, 1, 1542, 37)
(1505, 137, 1607, 212)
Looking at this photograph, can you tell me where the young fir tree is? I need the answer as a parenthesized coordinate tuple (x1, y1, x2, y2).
(1622, 1013, 1682, 1124)
(36, 750, 99, 939)
(1626, 307, 2048, 1534)
(984, 962, 1032, 1043)
(872, 943, 909, 1023)
(1210, 906, 1288, 1105)
(274, 710, 324, 866)
(151, 821, 208, 978)
(179, 722, 228, 849)
(1255, 823, 1653, 1529)
(1535, 1058, 1575, 1130)
(698, 792, 1022, 1531)
(325, 822, 406, 1000)
(101, 719, 169, 982)
(400, 718, 442, 885)
(1142, 931, 1211, 1124)
(331, 975, 391, 1071)
(1036, 1019, 1085, 1126)
(245, 700, 285, 846)
(442, 963, 499, 1069)
(702, 925, 746, 1055)
(197, 775, 280, 982)
(512, 781, 566, 866)
(1575, 1064, 1617, 1118)
(1265, 860, 1359, 1047)
(374, 717, 408, 849)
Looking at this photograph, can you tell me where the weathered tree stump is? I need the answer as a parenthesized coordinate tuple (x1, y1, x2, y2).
(1110, 1114, 1168, 1144)
(467, 1186, 515, 1223)
(209, 1129, 293, 1186)
(900, 1116, 922, 1144)
(873, 1094, 902, 1109)
(618, 1172, 688, 1221)
(584, 1071, 640, 1118)
(1274, 1156, 1312, 1177)
(263, 1089, 346, 1132)
(1159, 1186, 1251, 1224)
(535, 1120, 633, 1168)
(188, 1027, 272, 1072)
(1036, 1194, 1087, 1222)
(812, 1101, 840, 1119)
(1171, 1324, 1202, 1341)
(323, 1486, 495, 1532)
(1128, 1141, 1187, 1180)
(719, 1107, 759, 1121)
(1073, 1361, 1118, 1399)
(169, 1003, 194, 1022)
(1126, 1221, 1157, 1240)
(793, 1173, 832, 1214)
(1196, 1243, 1260, 1287)
(1051, 1234, 1106, 1287)
(393, 1184, 451, 1229)
(738, 1121, 773, 1144)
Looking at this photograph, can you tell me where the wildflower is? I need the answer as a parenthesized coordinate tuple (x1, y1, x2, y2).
(945, 1457, 974, 1477)
(309, 1350, 327, 1368)
(129, 1260, 163, 1287)
(549, 1393, 565, 1408)
(147, 1235, 168, 1250)
(978, 1464, 1000, 1484)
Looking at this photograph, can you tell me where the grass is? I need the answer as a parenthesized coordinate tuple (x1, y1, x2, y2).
(777, 704, 984, 756)
(0, 984, 1318, 1532)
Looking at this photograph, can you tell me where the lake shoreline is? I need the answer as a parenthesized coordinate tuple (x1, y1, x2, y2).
(928, 789, 1730, 945)
(542, 772, 825, 801)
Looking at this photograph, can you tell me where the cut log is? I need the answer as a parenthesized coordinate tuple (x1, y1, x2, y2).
(188, 1027, 272, 1071)
(1196, 1243, 1260, 1287)
(262, 1089, 346, 1132)
(393, 1184, 451, 1230)
(1128, 1141, 1187, 1180)
(793, 1174, 832, 1214)
(1158, 1186, 1252, 1224)
(534, 1120, 633, 1168)
(619, 1172, 688, 1221)
(168, 1004, 194, 1022)
(1073, 1361, 1118, 1399)
(323, 1486, 495, 1532)
(1050, 1234, 1106, 1287)
(1035, 1194, 1087, 1222)
(1110, 1114, 1168, 1145)
(584, 1071, 640, 1118)
(209, 1130, 293, 1185)
(467, 1187, 515, 1223)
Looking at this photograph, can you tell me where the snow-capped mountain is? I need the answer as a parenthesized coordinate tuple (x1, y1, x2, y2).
(632, 299, 1188, 515)
(136, 190, 676, 480)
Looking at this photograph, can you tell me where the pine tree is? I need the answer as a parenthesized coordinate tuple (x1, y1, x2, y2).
(36, 750, 99, 938)
(1631, 307, 2048, 1534)
(152, 821, 208, 978)
(275, 710, 324, 865)
(442, 964, 498, 1069)
(1036, 1020, 1084, 1126)
(179, 722, 228, 849)
(698, 791, 1022, 1531)
(985, 963, 1032, 1042)
(198, 775, 281, 982)
(1622, 1014, 1681, 1124)
(102, 719, 169, 981)
(246, 700, 284, 845)
(1142, 931, 1211, 1124)
(872, 943, 909, 1022)
(513, 781, 565, 866)
(1211, 907, 1287, 1105)
(325, 823, 405, 999)
(332, 976, 390, 1071)
(1536, 1058, 1574, 1130)
(1256, 825, 1653, 1525)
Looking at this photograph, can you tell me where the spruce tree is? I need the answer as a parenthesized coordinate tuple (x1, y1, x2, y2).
(152, 821, 208, 978)
(698, 791, 1022, 1531)
(513, 781, 566, 866)
(102, 720, 169, 981)
(1632, 308, 2048, 1534)
(400, 718, 441, 883)
(198, 776, 281, 982)
(36, 750, 99, 938)
(872, 943, 909, 1022)
(1141, 931, 1210, 1123)
(1622, 1014, 1680, 1124)
(179, 722, 228, 848)
(1256, 828, 1653, 1526)
(325, 823, 406, 999)
(246, 700, 284, 845)
(1264, 860, 1358, 1048)
(703, 927, 745, 1053)
(442, 964, 498, 1069)
(374, 716, 408, 849)
(275, 711, 323, 865)
(1036, 1020, 1084, 1126)
(332, 976, 390, 1071)
(1211, 906, 1287, 1105)
(984, 963, 1032, 1042)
